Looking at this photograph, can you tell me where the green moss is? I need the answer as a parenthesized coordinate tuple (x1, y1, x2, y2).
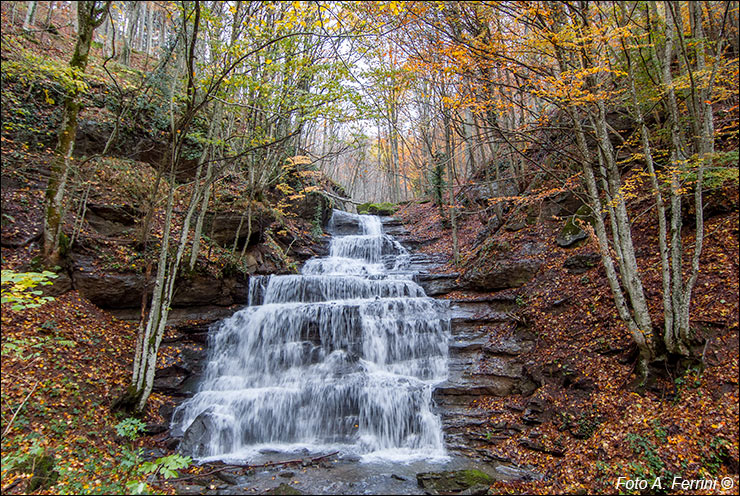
(558, 204, 595, 246)
(416, 469, 494, 493)
(25, 453, 59, 492)
(458, 469, 494, 486)
(357, 202, 397, 216)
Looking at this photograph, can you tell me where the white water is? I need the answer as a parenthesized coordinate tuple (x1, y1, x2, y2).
(172, 210, 450, 463)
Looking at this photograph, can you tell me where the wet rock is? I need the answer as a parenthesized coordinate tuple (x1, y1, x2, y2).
(265, 483, 303, 495)
(144, 423, 168, 435)
(329, 211, 362, 235)
(563, 253, 600, 274)
(493, 465, 543, 481)
(153, 364, 189, 395)
(160, 403, 175, 423)
(180, 408, 232, 458)
(415, 273, 461, 296)
(279, 471, 296, 478)
(166, 437, 181, 450)
(416, 469, 494, 495)
(464, 260, 542, 291)
(459, 484, 490, 495)
(337, 453, 361, 462)
(215, 470, 239, 485)
(482, 338, 524, 356)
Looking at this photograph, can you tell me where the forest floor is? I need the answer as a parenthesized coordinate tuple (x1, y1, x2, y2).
(396, 184, 739, 494)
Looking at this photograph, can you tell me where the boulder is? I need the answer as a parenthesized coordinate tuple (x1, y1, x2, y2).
(179, 408, 232, 458)
(556, 205, 596, 248)
(74, 119, 170, 169)
(41, 271, 73, 297)
(416, 469, 494, 495)
(85, 203, 140, 237)
(464, 260, 542, 291)
(563, 253, 600, 274)
(461, 180, 519, 206)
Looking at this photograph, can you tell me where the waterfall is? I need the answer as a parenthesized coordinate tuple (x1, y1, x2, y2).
(172, 210, 450, 463)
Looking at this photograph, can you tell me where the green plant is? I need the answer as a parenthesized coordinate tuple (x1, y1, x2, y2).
(311, 204, 324, 239)
(516, 294, 527, 307)
(1, 438, 45, 479)
(115, 418, 146, 440)
(703, 436, 732, 476)
(651, 419, 668, 444)
(113, 417, 191, 493)
(138, 453, 191, 480)
(1, 269, 58, 310)
(2, 335, 76, 361)
(625, 432, 675, 493)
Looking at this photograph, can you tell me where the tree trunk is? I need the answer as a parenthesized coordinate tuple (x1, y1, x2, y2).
(23, 1, 38, 31)
(43, 1, 110, 266)
(119, 1, 140, 66)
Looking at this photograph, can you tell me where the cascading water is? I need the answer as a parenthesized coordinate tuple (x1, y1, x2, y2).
(172, 210, 450, 463)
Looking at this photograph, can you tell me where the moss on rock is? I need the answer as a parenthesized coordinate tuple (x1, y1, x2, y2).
(416, 469, 495, 494)
(357, 202, 397, 216)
